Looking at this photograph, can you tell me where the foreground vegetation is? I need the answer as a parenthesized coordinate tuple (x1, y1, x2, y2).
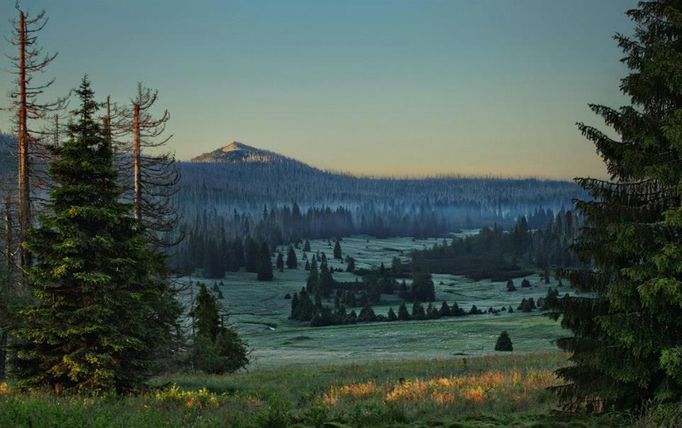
(0, 352, 631, 427)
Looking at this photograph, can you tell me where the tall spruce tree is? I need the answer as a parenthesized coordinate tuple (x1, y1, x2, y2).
(552, 0, 682, 412)
(286, 245, 297, 269)
(256, 241, 273, 281)
(11, 77, 179, 394)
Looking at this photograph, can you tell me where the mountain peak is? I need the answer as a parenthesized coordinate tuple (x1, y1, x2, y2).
(191, 142, 311, 169)
(221, 141, 257, 153)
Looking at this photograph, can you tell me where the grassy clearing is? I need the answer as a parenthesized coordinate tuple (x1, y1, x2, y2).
(0, 353, 629, 427)
(179, 236, 574, 369)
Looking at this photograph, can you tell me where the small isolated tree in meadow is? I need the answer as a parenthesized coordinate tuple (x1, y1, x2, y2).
(257, 242, 273, 281)
(286, 245, 298, 269)
(192, 285, 248, 374)
(333, 239, 342, 259)
(303, 240, 311, 252)
(387, 307, 397, 321)
(506, 279, 516, 291)
(276, 253, 284, 272)
(495, 331, 513, 352)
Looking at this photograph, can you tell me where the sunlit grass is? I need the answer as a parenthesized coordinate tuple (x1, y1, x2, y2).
(323, 368, 557, 410)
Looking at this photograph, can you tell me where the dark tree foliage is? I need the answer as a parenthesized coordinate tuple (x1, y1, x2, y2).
(276, 252, 284, 272)
(244, 237, 259, 273)
(286, 245, 297, 269)
(357, 304, 377, 322)
(411, 270, 436, 302)
(192, 284, 248, 374)
(333, 238, 342, 259)
(345, 256, 356, 272)
(194, 284, 220, 341)
(550, 0, 682, 412)
(411, 302, 426, 320)
(10, 78, 180, 394)
(318, 260, 334, 298)
(397, 302, 410, 321)
(411, 211, 581, 281)
(387, 307, 397, 321)
(495, 331, 513, 352)
(256, 242, 273, 281)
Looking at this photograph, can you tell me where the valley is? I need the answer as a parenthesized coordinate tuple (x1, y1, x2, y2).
(181, 235, 569, 370)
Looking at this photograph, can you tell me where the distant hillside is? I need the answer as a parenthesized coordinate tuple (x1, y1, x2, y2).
(178, 142, 584, 231)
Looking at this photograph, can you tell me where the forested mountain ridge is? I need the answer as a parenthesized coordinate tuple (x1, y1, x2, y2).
(178, 142, 584, 224)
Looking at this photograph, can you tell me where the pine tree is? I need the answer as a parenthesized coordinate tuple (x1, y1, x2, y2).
(192, 284, 248, 374)
(333, 238, 342, 259)
(306, 259, 319, 295)
(11, 77, 179, 393)
(276, 253, 284, 272)
(319, 260, 334, 297)
(552, 1, 682, 411)
(244, 237, 259, 273)
(256, 241, 273, 281)
(303, 240, 311, 252)
(286, 245, 298, 269)
(387, 307, 397, 322)
(397, 302, 410, 321)
(411, 302, 426, 320)
(194, 284, 220, 341)
(495, 331, 513, 352)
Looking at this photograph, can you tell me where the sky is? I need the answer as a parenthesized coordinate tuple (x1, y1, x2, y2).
(0, 0, 638, 179)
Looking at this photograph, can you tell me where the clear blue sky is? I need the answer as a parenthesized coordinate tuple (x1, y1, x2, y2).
(0, 0, 637, 179)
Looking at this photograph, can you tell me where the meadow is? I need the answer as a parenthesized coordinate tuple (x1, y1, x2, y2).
(181, 235, 572, 369)
(0, 353, 629, 427)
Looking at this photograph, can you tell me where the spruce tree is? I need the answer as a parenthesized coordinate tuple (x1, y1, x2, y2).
(256, 241, 273, 281)
(286, 245, 298, 269)
(552, 0, 682, 411)
(495, 331, 513, 352)
(192, 284, 248, 374)
(319, 260, 334, 297)
(333, 239, 342, 259)
(11, 77, 179, 393)
(276, 253, 284, 272)
(397, 302, 410, 321)
(306, 259, 319, 295)
(244, 237, 259, 273)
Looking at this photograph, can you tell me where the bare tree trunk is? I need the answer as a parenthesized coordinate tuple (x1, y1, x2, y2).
(54, 114, 59, 146)
(133, 103, 142, 222)
(17, 11, 31, 274)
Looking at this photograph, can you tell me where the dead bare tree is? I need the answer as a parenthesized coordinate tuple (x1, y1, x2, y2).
(115, 83, 182, 248)
(5, 2, 64, 275)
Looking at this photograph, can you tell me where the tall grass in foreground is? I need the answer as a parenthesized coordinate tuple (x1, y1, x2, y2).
(0, 352, 631, 427)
